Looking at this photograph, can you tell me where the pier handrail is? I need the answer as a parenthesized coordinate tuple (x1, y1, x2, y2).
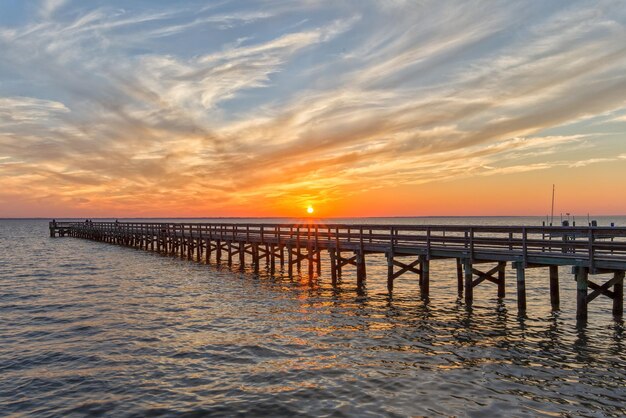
(50, 221, 626, 271)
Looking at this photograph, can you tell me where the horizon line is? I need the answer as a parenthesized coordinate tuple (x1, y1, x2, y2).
(3, 214, 626, 220)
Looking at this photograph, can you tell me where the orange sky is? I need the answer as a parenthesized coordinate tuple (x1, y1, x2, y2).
(1, 1, 625, 218)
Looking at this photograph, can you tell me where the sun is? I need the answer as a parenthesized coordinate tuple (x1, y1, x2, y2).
(307, 205, 314, 214)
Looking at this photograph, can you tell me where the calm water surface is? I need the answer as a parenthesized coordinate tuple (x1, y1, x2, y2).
(1, 218, 625, 417)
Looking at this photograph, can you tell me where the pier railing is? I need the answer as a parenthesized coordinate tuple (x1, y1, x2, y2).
(50, 221, 626, 270)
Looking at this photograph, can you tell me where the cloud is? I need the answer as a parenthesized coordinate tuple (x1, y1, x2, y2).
(0, 97, 69, 122)
(39, 0, 68, 19)
(1, 0, 625, 216)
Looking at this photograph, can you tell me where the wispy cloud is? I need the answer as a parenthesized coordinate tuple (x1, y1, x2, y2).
(0, 0, 625, 216)
(39, 0, 68, 19)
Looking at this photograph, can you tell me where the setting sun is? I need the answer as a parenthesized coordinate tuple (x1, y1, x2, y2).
(307, 206, 314, 214)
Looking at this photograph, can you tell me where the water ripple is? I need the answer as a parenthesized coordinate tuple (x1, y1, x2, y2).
(1, 219, 626, 417)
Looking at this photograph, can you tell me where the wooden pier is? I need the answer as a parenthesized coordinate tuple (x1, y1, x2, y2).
(50, 221, 626, 320)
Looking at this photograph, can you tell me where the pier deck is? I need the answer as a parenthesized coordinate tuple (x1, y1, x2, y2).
(50, 221, 626, 320)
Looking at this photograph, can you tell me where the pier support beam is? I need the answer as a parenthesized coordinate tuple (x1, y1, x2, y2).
(330, 249, 338, 286)
(269, 245, 276, 276)
(355, 250, 366, 288)
(463, 259, 473, 305)
(575, 266, 589, 321)
(253, 244, 260, 274)
(549, 265, 560, 310)
(205, 239, 211, 264)
(239, 242, 245, 269)
(385, 253, 423, 294)
(216, 240, 222, 264)
(614, 271, 624, 318)
(287, 245, 293, 277)
(386, 252, 394, 292)
(456, 258, 463, 295)
(420, 256, 430, 298)
(514, 262, 527, 315)
(307, 245, 314, 278)
(463, 260, 506, 305)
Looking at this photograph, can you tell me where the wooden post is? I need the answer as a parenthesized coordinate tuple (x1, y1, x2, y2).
(549, 265, 559, 310)
(456, 258, 463, 295)
(270, 244, 276, 276)
(463, 259, 473, 305)
(497, 261, 505, 298)
(337, 250, 342, 278)
(280, 245, 285, 268)
(216, 240, 222, 264)
(516, 262, 527, 315)
(287, 245, 293, 277)
(314, 226, 321, 273)
(356, 250, 366, 288)
(253, 244, 260, 274)
(296, 227, 301, 271)
(316, 248, 321, 274)
(308, 245, 314, 278)
(421, 256, 430, 298)
(330, 249, 337, 286)
(227, 242, 233, 266)
(386, 252, 394, 293)
(296, 246, 301, 271)
(612, 271, 624, 318)
(205, 238, 211, 264)
(239, 242, 245, 269)
(576, 266, 588, 320)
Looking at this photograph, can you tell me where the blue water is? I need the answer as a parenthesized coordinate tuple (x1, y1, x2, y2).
(1, 217, 625, 417)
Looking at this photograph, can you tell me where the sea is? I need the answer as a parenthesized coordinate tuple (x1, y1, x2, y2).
(1, 217, 625, 417)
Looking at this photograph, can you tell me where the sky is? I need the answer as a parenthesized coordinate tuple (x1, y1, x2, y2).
(0, 0, 625, 218)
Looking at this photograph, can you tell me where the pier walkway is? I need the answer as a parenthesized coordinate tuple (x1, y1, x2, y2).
(50, 221, 626, 320)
